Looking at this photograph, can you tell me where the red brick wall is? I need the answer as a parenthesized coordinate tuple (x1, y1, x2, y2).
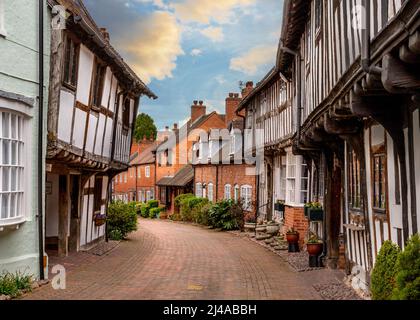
(194, 164, 257, 214)
(283, 206, 309, 248)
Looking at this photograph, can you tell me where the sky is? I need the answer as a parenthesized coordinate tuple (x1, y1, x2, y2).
(84, 0, 283, 129)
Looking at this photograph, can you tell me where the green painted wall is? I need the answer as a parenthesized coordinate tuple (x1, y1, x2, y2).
(0, 0, 50, 279)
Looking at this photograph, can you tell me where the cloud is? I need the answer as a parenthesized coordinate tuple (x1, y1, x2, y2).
(171, 0, 256, 24)
(200, 26, 224, 42)
(190, 48, 203, 56)
(215, 75, 226, 85)
(117, 11, 184, 83)
(229, 45, 277, 75)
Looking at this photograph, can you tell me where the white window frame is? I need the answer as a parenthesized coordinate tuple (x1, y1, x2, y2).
(208, 183, 214, 202)
(224, 184, 231, 200)
(196, 183, 203, 198)
(0, 99, 33, 229)
(240, 185, 252, 211)
(124, 172, 127, 183)
(146, 190, 151, 202)
(234, 184, 239, 202)
(145, 166, 150, 178)
(0, 0, 6, 38)
(285, 150, 308, 206)
(137, 166, 141, 178)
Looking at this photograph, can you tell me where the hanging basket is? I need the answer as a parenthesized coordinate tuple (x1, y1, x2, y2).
(94, 214, 107, 227)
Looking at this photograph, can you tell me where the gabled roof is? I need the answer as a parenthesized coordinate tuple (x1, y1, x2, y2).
(131, 143, 157, 165)
(49, 0, 157, 99)
(156, 165, 194, 187)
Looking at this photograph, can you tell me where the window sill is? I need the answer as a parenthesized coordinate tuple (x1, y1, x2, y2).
(0, 217, 26, 231)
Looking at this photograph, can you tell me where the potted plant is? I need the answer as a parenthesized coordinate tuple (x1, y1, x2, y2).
(266, 220, 280, 235)
(286, 227, 299, 243)
(305, 202, 324, 221)
(274, 200, 285, 212)
(244, 213, 257, 231)
(306, 233, 323, 256)
(93, 213, 107, 226)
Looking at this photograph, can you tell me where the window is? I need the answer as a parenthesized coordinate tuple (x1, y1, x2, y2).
(129, 168, 133, 178)
(137, 167, 141, 178)
(91, 60, 106, 108)
(124, 172, 127, 183)
(241, 185, 252, 211)
(279, 156, 287, 200)
(146, 190, 151, 202)
(348, 147, 362, 210)
(0, 0, 6, 37)
(285, 151, 308, 205)
(208, 183, 214, 202)
(196, 183, 203, 198)
(234, 184, 240, 202)
(224, 184, 231, 200)
(122, 96, 131, 129)
(0, 111, 25, 224)
(373, 154, 386, 211)
(119, 174, 122, 183)
(93, 177, 103, 213)
(145, 166, 150, 178)
(63, 34, 79, 89)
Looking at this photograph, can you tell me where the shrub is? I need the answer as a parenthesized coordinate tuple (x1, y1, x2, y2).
(174, 193, 194, 207)
(178, 195, 202, 222)
(208, 200, 244, 230)
(149, 207, 162, 219)
(109, 229, 123, 241)
(191, 199, 211, 224)
(371, 240, 400, 300)
(140, 203, 150, 218)
(147, 200, 159, 209)
(0, 271, 33, 298)
(392, 234, 420, 300)
(107, 201, 138, 239)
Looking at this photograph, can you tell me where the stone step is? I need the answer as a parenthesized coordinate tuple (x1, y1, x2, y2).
(255, 233, 272, 241)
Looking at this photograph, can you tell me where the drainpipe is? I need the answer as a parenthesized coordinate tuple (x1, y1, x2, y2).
(37, 0, 45, 280)
(361, 0, 382, 75)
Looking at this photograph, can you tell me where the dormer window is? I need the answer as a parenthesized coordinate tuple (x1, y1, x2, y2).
(63, 34, 79, 89)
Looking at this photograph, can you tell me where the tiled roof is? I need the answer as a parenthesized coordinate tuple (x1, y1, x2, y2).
(156, 165, 194, 187)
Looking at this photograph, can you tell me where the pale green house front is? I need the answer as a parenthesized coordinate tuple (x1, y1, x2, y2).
(0, 0, 50, 279)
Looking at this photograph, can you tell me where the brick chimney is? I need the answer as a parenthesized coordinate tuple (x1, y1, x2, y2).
(225, 92, 242, 127)
(191, 100, 206, 123)
(172, 123, 179, 133)
(241, 81, 254, 98)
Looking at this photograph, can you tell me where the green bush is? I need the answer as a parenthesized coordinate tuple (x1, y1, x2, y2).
(140, 203, 150, 218)
(109, 229, 124, 241)
(392, 234, 420, 300)
(107, 201, 138, 239)
(174, 193, 194, 207)
(371, 240, 400, 300)
(208, 200, 244, 230)
(0, 271, 33, 298)
(149, 207, 162, 219)
(147, 200, 159, 209)
(178, 195, 201, 222)
(191, 199, 211, 224)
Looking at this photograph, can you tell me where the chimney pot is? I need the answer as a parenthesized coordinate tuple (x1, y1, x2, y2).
(199, 100, 203, 105)
(229, 93, 234, 98)
(193, 100, 198, 105)
(234, 93, 239, 98)
(173, 123, 178, 130)
(246, 81, 254, 88)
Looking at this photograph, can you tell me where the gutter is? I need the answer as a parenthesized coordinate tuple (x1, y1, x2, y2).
(37, 0, 45, 280)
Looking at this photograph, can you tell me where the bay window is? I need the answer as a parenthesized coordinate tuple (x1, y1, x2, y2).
(0, 111, 26, 225)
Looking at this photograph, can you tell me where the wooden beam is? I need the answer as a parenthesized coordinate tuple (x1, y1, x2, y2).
(408, 30, 420, 55)
(399, 45, 420, 64)
(324, 113, 361, 135)
(58, 175, 69, 257)
(382, 53, 420, 94)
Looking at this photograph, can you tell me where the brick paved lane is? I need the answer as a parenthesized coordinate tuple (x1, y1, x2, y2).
(24, 219, 330, 300)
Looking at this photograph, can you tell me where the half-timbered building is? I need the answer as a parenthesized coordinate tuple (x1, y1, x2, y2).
(44, 0, 156, 257)
(238, 0, 420, 294)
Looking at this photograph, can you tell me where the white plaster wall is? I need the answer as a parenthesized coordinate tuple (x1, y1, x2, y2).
(109, 78, 118, 112)
(85, 113, 97, 153)
(103, 118, 113, 157)
(80, 194, 88, 246)
(129, 98, 134, 124)
(72, 109, 87, 149)
(94, 114, 106, 155)
(364, 128, 376, 263)
(76, 45, 94, 106)
(100, 67, 112, 108)
(57, 90, 74, 143)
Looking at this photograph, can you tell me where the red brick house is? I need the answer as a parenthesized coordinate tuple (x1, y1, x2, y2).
(155, 101, 226, 214)
(193, 88, 257, 217)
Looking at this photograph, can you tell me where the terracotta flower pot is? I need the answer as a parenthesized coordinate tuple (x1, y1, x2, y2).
(286, 233, 299, 243)
(307, 243, 323, 256)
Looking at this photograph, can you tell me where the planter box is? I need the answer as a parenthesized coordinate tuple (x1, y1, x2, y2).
(308, 208, 324, 221)
(274, 203, 285, 212)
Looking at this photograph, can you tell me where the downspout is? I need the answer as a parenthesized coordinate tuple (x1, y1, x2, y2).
(37, 0, 45, 280)
(361, 0, 382, 75)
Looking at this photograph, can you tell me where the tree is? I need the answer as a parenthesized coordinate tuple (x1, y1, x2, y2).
(134, 113, 157, 142)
